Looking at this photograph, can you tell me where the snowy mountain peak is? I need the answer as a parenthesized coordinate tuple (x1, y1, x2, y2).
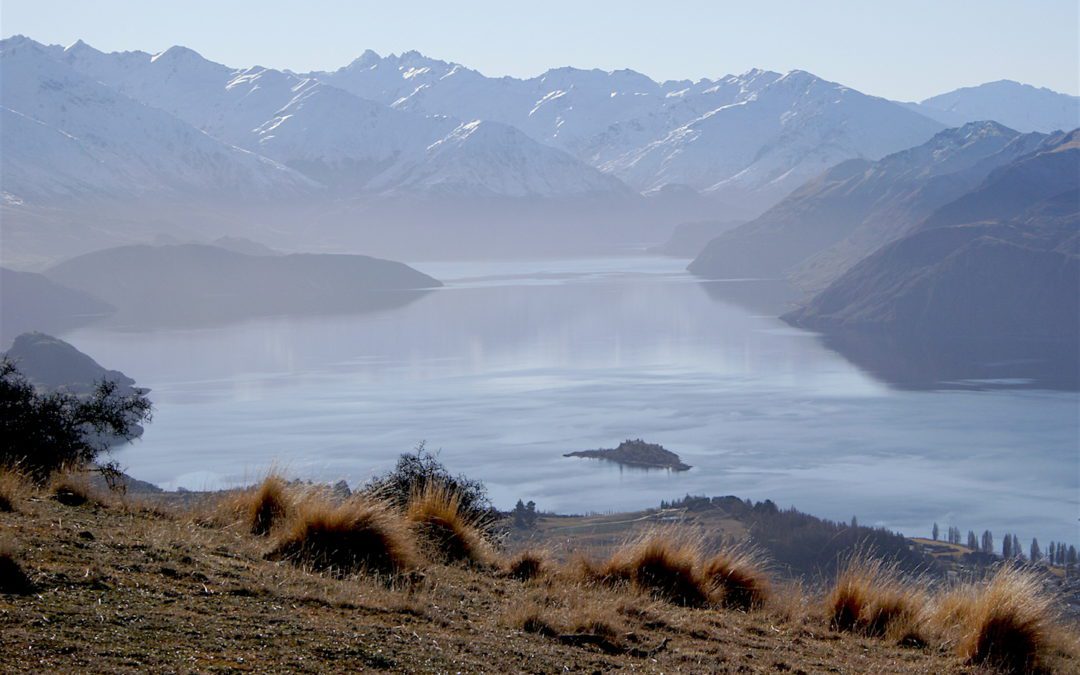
(348, 49, 382, 68)
(63, 39, 97, 55)
(916, 80, 1079, 133)
(0, 35, 42, 53)
(150, 44, 209, 65)
(774, 69, 834, 91)
(0, 34, 53, 58)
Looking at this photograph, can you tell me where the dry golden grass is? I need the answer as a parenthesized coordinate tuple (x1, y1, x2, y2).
(764, 579, 812, 627)
(826, 556, 927, 644)
(405, 482, 492, 566)
(585, 530, 713, 607)
(505, 594, 561, 637)
(503, 548, 548, 581)
(0, 466, 29, 512)
(701, 544, 772, 611)
(47, 468, 105, 507)
(3, 489, 1071, 673)
(951, 565, 1058, 674)
(0, 537, 34, 595)
(219, 474, 292, 535)
(504, 585, 629, 646)
(269, 494, 418, 578)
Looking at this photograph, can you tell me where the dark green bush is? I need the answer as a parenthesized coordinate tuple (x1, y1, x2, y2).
(0, 359, 152, 482)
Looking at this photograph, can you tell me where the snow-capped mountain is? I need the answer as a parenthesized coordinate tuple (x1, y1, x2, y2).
(4, 34, 1077, 267)
(604, 71, 947, 211)
(50, 38, 627, 199)
(0, 36, 314, 203)
(911, 80, 1079, 134)
(316, 52, 785, 166)
(368, 120, 633, 197)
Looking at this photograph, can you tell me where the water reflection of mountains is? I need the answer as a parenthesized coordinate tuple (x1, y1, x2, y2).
(699, 279, 1079, 392)
(816, 332, 1079, 392)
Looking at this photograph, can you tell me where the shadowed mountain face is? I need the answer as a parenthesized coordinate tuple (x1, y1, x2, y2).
(784, 131, 1079, 345)
(0, 267, 115, 345)
(687, 122, 1048, 290)
(44, 244, 442, 328)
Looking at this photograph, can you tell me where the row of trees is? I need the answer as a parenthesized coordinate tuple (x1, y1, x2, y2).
(932, 522, 1077, 566)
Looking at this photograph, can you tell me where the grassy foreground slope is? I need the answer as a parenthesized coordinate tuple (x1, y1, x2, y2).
(1, 476, 1076, 674)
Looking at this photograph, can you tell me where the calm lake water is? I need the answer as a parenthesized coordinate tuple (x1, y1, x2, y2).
(62, 257, 1080, 548)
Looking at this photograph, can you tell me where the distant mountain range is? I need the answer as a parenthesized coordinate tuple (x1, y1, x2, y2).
(688, 121, 1052, 291)
(784, 131, 1078, 343)
(2, 35, 1076, 266)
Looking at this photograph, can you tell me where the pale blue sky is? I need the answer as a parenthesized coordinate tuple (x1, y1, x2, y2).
(2, 0, 1077, 100)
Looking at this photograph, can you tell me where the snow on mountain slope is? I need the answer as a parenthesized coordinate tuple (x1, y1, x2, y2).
(11, 34, 1077, 218)
(605, 71, 946, 210)
(369, 120, 634, 197)
(50, 39, 627, 199)
(249, 81, 457, 189)
(58, 38, 305, 145)
(0, 38, 314, 202)
(316, 51, 782, 163)
(915, 80, 1080, 133)
(576, 69, 783, 166)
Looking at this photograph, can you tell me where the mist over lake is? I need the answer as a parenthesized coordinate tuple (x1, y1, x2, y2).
(60, 256, 1079, 548)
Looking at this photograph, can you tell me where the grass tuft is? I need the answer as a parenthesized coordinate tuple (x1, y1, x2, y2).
(0, 466, 29, 512)
(48, 469, 102, 507)
(504, 549, 547, 581)
(406, 482, 491, 565)
(956, 565, 1056, 674)
(0, 539, 35, 595)
(229, 475, 291, 536)
(269, 495, 417, 578)
(702, 545, 772, 611)
(508, 601, 560, 637)
(593, 531, 712, 607)
(826, 556, 925, 642)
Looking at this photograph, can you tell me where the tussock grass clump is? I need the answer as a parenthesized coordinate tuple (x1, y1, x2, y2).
(0, 539, 34, 595)
(48, 469, 102, 507)
(955, 565, 1056, 674)
(508, 601, 560, 637)
(0, 466, 29, 512)
(504, 549, 547, 581)
(766, 580, 812, 626)
(702, 545, 771, 611)
(269, 496, 417, 578)
(826, 556, 926, 643)
(504, 588, 628, 648)
(592, 531, 712, 607)
(406, 482, 491, 565)
(227, 475, 292, 536)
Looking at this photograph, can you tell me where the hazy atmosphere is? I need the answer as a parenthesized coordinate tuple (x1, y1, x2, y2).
(1, 2, 1078, 672)
(3, 0, 1078, 100)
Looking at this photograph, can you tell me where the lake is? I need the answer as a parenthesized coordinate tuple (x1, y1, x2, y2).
(62, 256, 1080, 549)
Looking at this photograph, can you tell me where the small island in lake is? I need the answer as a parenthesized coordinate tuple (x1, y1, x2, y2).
(564, 439, 691, 471)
